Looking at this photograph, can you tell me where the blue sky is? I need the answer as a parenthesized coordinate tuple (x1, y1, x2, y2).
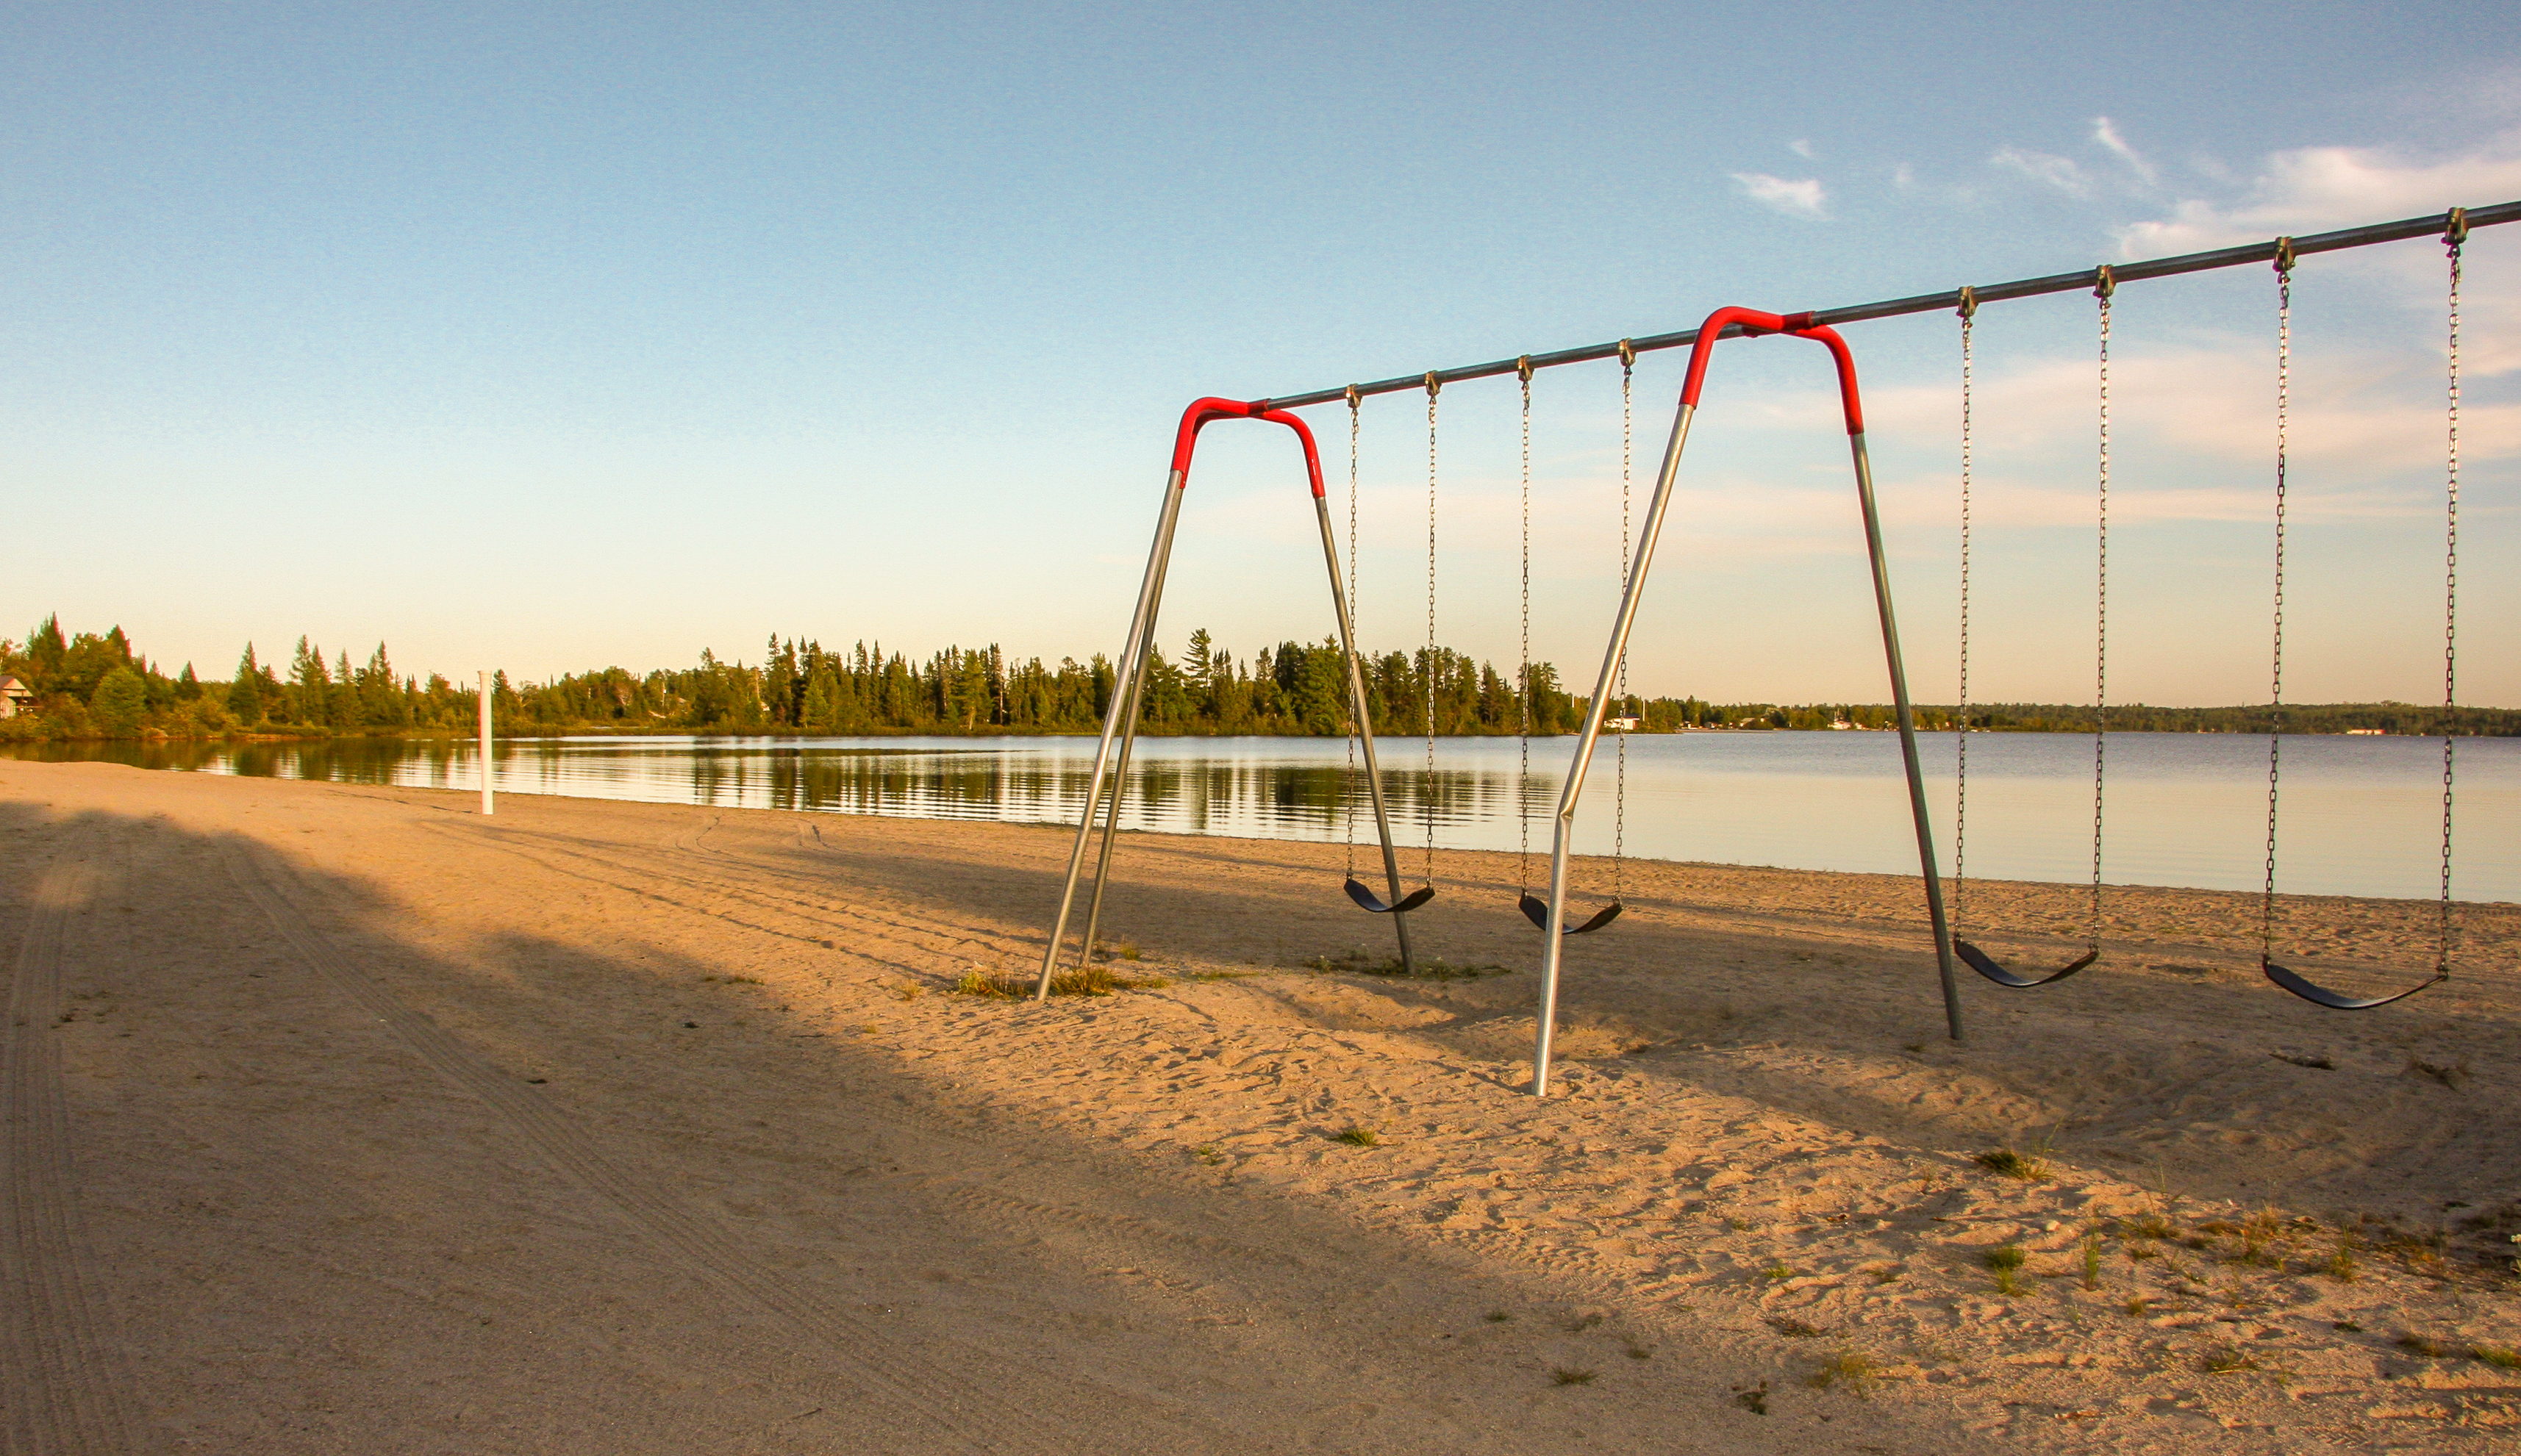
(6, 1, 2517, 706)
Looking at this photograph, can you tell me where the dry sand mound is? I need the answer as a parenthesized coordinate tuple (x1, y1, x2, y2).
(3, 759, 2515, 1453)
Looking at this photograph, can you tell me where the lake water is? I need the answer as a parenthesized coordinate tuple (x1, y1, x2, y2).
(13, 731, 2514, 903)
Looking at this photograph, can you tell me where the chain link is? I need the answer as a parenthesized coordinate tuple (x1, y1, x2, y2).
(1424, 373, 1440, 886)
(1956, 295, 1974, 927)
(2262, 252, 2291, 961)
(1518, 362, 1532, 892)
(1346, 387, 1361, 881)
(2439, 227, 2462, 974)
(2091, 270, 2112, 953)
(1615, 345, 1632, 899)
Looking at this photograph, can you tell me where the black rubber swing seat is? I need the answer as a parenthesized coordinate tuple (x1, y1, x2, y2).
(1517, 894, 1623, 936)
(2261, 958, 2445, 1011)
(1954, 940, 2098, 989)
(1345, 878, 1435, 915)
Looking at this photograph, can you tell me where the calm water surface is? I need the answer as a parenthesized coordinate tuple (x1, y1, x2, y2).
(12, 731, 2513, 902)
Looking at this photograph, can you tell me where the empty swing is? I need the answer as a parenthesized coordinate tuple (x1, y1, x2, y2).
(1337, 384, 1435, 917)
(2259, 218, 2465, 1010)
(1512, 353, 1623, 936)
(1948, 277, 2110, 989)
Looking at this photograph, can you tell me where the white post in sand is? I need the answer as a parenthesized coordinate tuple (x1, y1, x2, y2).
(478, 669, 495, 817)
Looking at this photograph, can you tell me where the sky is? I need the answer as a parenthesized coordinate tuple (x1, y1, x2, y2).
(5, 1, 2518, 707)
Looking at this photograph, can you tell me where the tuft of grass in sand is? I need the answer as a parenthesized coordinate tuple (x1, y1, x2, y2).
(2405, 1055, 2470, 1089)
(1985, 1245, 2028, 1297)
(1190, 1145, 1226, 1166)
(2081, 1232, 2103, 1290)
(1760, 1263, 1797, 1283)
(2397, 1333, 2455, 1358)
(2327, 1229, 2360, 1283)
(1306, 950, 1510, 981)
(1623, 1341, 1652, 1360)
(1550, 1367, 1595, 1386)
(952, 966, 1167, 999)
(1806, 1350, 1879, 1394)
(1973, 1148, 2050, 1182)
(2473, 1345, 2521, 1369)
(1483, 1310, 1513, 1324)
(2200, 1344, 2259, 1374)
(2123, 1294, 2149, 1316)
(1334, 1125, 1381, 1147)
(1731, 1381, 1769, 1414)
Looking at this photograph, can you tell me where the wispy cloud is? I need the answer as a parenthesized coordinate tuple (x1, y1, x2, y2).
(1789, 138, 1815, 159)
(2112, 129, 2521, 374)
(1990, 146, 2092, 198)
(1891, 162, 1916, 190)
(2091, 116, 2157, 184)
(1730, 173, 1829, 220)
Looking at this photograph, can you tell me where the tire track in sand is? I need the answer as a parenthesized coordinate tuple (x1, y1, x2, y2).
(3, 827, 155, 1455)
(219, 843, 1098, 1456)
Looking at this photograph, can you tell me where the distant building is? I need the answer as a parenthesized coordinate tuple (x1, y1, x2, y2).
(0, 675, 32, 719)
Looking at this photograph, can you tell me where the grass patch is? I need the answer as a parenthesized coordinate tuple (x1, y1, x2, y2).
(2397, 1333, 2456, 1358)
(2200, 1344, 2259, 1374)
(2328, 1230, 2359, 1283)
(2472, 1345, 2521, 1369)
(1190, 1145, 1226, 1166)
(2081, 1232, 2103, 1290)
(2406, 1055, 2470, 1089)
(951, 965, 1167, 999)
(1985, 1245, 2028, 1297)
(1305, 950, 1511, 981)
(1973, 1148, 2050, 1182)
(2123, 1294, 2150, 1316)
(1732, 1380, 1769, 1415)
(1760, 1263, 1797, 1283)
(1550, 1367, 1595, 1386)
(1334, 1125, 1381, 1147)
(1806, 1350, 1880, 1395)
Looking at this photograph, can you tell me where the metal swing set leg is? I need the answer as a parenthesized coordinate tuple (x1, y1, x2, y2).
(1036, 399, 1421, 998)
(1528, 309, 1968, 1097)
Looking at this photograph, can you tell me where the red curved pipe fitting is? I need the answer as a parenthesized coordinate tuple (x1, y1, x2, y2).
(1677, 308, 1864, 434)
(1166, 398, 1327, 498)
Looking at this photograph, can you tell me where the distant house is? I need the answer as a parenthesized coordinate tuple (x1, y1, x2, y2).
(0, 675, 32, 720)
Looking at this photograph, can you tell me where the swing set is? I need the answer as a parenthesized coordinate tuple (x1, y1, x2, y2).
(1035, 202, 2513, 1089)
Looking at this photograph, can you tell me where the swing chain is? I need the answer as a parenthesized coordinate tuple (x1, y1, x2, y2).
(1615, 344, 1634, 898)
(2440, 215, 2463, 974)
(1424, 372, 1440, 886)
(2263, 247, 2292, 961)
(1956, 290, 1975, 925)
(1518, 359, 1532, 891)
(2091, 269, 2111, 951)
(1346, 385, 1362, 881)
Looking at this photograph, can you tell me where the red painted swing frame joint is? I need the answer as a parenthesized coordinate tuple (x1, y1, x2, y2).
(1678, 307, 1865, 435)
(1165, 397, 1327, 498)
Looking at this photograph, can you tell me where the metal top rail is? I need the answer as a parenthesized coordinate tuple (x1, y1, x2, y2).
(1251, 201, 2517, 415)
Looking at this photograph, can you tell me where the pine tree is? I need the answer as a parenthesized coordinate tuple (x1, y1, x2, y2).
(90, 664, 147, 736)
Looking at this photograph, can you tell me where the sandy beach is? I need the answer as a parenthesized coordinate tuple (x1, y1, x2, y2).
(4, 758, 2517, 1454)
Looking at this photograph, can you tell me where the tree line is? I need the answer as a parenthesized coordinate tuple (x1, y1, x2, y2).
(4, 614, 2514, 742)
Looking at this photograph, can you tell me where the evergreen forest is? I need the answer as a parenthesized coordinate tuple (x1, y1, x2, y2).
(4, 614, 2514, 742)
